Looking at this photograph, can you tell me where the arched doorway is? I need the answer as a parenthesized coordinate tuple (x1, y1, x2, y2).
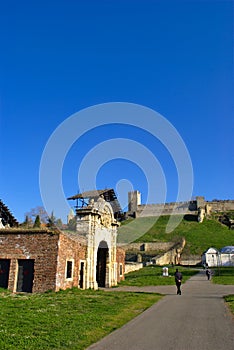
(96, 241, 109, 287)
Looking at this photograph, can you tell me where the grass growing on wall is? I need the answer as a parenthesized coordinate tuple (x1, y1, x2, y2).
(0, 288, 161, 350)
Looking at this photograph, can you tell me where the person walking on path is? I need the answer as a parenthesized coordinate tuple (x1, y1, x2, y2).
(206, 268, 211, 280)
(174, 268, 182, 295)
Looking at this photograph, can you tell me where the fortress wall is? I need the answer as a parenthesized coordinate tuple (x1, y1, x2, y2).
(206, 201, 234, 212)
(138, 202, 191, 210)
(125, 262, 143, 274)
(180, 255, 202, 266)
(121, 242, 174, 252)
(127, 191, 234, 218)
(136, 203, 191, 217)
(133, 200, 234, 218)
(153, 238, 185, 266)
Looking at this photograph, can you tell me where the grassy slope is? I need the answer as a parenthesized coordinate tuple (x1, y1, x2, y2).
(118, 216, 234, 255)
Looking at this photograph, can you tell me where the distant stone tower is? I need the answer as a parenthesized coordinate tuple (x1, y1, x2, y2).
(196, 196, 205, 209)
(67, 208, 75, 224)
(128, 191, 141, 214)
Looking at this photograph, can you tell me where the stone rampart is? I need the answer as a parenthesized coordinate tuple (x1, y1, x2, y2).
(180, 255, 201, 266)
(121, 242, 174, 253)
(125, 262, 143, 274)
(132, 199, 234, 218)
(206, 200, 234, 212)
(153, 238, 186, 266)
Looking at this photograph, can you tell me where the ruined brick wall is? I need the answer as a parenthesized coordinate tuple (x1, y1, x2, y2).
(56, 232, 86, 291)
(116, 247, 125, 281)
(0, 229, 124, 293)
(0, 230, 59, 293)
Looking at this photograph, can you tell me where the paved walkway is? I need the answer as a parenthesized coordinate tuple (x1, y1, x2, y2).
(87, 271, 234, 350)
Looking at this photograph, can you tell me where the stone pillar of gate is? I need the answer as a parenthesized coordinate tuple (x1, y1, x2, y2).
(75, 197, 119, 289)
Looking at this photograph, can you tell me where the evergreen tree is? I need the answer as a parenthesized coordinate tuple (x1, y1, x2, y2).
(47, 211, 56, 228)
(33, 215, 41, 228)
(21, 215, 33, 228)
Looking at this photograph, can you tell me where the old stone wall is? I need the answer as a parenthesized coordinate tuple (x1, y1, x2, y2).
(207, 200, 234, 212)
(0, 230, 59, 293)
(128, 191, 234, 218)
(153, 238, 186, 266)
(125, 262, 143, 274)
(136, 202, 192, 217)
(180, 255, 201, 266)
(121, 242, 174, 253)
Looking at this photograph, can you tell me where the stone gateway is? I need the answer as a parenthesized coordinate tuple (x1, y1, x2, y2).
(75, 196, 121, 289)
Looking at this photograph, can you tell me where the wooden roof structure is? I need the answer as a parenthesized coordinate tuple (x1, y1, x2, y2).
(67, 189, 122, 216)
(0, 199, 19, 227)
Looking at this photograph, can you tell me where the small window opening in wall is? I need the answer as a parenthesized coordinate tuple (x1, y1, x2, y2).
(120, 263, 123, 277)
(66, 261, 73, 279)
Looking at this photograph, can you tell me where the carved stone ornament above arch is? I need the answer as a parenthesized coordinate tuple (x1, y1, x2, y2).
(100, 205, 113, 228)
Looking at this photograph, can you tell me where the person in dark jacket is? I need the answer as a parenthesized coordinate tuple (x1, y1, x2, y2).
(174, 268, 183, 295)
(206, 268, 211, 280)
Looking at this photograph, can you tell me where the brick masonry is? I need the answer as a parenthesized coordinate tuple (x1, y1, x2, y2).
(56, 232, 87, 291)
(0, 230, 59, 293)
(0, 228, 125, 293)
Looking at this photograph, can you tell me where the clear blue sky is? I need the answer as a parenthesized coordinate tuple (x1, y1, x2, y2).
(0, 0, 233, 222)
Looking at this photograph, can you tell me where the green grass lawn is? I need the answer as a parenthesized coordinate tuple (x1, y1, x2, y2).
(118, 215, 233, 255)
(224, 295, 234, 315)
(1, 264, 233, 349)
(119, 265, 199, 286)
(0, 288, 161, 350)
(211, 267, 234, 285)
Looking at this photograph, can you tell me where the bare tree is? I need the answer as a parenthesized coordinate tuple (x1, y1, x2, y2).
(25, 206, 48, 224)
